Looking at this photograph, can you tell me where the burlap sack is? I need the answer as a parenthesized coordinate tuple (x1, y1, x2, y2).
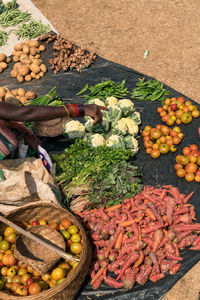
(33, 117, 68, 137)
(0, 158, 62, 213)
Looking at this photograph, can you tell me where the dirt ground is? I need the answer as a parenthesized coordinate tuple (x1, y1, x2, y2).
(32, 0, 200, 299)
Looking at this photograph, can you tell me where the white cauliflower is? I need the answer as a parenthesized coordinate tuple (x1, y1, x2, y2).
(106, 96, 119, 107)
(118, 99, 134, 116)
(87, 98, 106, 107)
(63, 120, 85, 140)
(125, 118, 139, 136)
(124, 135, 139, 153)
(105, 134, 125, 149)
(90, 134, 105, 147)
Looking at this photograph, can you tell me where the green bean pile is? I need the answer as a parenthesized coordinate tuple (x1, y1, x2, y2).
(0, 8, 31, 27)
(16, 20, 51, 40)
(0, 30, 8, 46)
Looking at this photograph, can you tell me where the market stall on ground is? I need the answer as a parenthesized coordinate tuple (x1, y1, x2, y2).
(0, 3, 200, 299)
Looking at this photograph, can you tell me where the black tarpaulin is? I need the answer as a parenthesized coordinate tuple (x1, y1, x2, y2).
(1, 42, 200, 300)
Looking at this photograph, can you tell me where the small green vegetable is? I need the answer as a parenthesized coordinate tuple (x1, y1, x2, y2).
(77, 79, 130, 100)
(0, 8, 31, 27)
(16, 20, 51, 40)
(0, 30, 8, 46)
(131, 78, 171, 105)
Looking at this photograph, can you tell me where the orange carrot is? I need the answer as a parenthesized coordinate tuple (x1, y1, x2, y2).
(163, 229, 168, 236)
(162, 215, 167, 222)
(107, 204, 122, 212)
(144, 199, 149, 204)
(134, 251, 144, 268)
(138, 225, 141, 241)
(125, 203, 131, 210)
(119, 216, 143, 227)
(145, 208, 156, 221)
(114, 232, 124, 249)
(184, 204, 192, 207)
(90, 265, 107, 285)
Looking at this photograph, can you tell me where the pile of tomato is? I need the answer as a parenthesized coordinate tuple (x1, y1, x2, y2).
(157, 97, 200, 126)
(175, 144, 200, 182)
(0, 218, 82, 296)
(142, 125, 184, 159)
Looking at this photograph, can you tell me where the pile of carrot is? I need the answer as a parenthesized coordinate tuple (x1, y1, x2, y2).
(75, 185, 200, 290)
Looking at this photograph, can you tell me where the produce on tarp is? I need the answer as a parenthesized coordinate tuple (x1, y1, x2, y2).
(0, 30, 8, 46)
(38, 33, 96, 73)
(0, 218, 81, 296)
(0, 86, 36, 104)
(63, 96, 141, 153)
(157, 96, 200, 126)
(10, 39, 47, 83)
(53, 140, 142, 211)
(77, 80, 129, 100)
(0, 53, 11, 73)
(16, 20, 51, 40)
(75, 185, 200, 290)
(142, 125, 184, 158)
(175, 144, 200, 182)
(131, 78, 171, 105)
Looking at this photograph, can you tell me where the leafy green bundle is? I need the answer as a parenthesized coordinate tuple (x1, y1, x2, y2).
(53, 140, 142, 210)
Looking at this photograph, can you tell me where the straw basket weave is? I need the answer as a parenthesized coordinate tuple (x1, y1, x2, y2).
(33, 118, 67, 137)
(0, 202, 92, 300)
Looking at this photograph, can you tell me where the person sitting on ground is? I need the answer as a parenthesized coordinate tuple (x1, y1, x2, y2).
(0, 102, 108, 160)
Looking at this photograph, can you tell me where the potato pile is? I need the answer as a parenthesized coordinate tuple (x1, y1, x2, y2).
(0, 86, 36, 104)
(0, 53, 12, 73)
(10, 39, 47, 83)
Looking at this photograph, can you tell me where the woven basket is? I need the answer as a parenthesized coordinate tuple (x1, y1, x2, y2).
(33, 117, 67, 137)
(0, 202, 92, 300)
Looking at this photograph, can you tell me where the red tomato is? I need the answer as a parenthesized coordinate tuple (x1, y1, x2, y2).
(151, 149, 160, 159)
(29, 283, 41, 295)
(188, 155, 197, 163)
(195, 174, 200, 182)
(185, 163, 198, 174)
(179, 156, 190, 165)
(172, 136, 182, 145)
(159, 144, 170, 154)
(183, 147, 191, 156)
(146, 148, 152, 154)
(176, 168, 186, 178)
(174, 163, 183, 170)
(192, 110, 200, 118)
(190, 144, 198, 152)
(16, 285, 28, 296)
(170, 145, 177, 152)
(144, 140, 153, 148)
(161, 126, 170, 136)
(185, 173, 195, 182)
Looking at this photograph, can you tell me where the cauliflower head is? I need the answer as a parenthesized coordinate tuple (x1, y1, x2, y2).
(103, 105, 122, 123)
(118, 99, 134, 116)
(87, 98, 106, 107)
(84, 133, 105, 147)
(85, 117, 110, 133)
(106, 96, 119, 107)
(63, 120, 85, 140)
(129, 111, 141, 125)
(105, 134, 125, 149)
(124, 135, 139, 153)
(125, 118, 139, 136)
(112, 118, 128, 135)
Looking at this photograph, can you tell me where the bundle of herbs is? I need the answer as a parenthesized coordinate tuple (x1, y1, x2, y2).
(77, 79, 130, 100)
(53, 140, 142, 211)
(131, 78, 171, 105)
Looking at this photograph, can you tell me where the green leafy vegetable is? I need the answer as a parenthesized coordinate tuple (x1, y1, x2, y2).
(0, 30, 8, 46)
(0, 7, 31, 27)
(76, 79, 129, 100)
(16, 20, 51, 39)
(131, 78, 171, 105)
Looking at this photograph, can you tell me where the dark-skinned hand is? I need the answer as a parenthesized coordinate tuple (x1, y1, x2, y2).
(84, 104, 109, 125)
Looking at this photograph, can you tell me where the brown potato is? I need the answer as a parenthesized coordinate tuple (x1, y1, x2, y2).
(19, 96, 27, 104)
(10, 69, 18, 78)
(13, 62, 21, 70)
(0, 62, 7, 69)
(30, 72, 36, 78)
(15, 51, 23, 57)
(11, 89, 18, 96)
(17, 88, 25, 97)
(39, 72, 44, 78)
(25, 74, 32, 82)
(30, 47, 39, 56)
(14, 42, 24, 51)
(22, 45, 30, 55)
(17, 65, 29, 77)
(0, 87, 6, 98)
(0, 53, 6, 62)
(32, 59, 42, 66)
(35, 54, 40, 59)
(30, 63, 40, 74)
(17, 75, 24, 83)
(13, 55, 20, 62)
(40, 63, 47, 73)
(6, 57, 11, 63)
(0, 67, 3, 73)
(25, 91, 36, 100)
(39, 45, 46, 52)
(28, 40, 39, 48)
(35, 74, 40, 80)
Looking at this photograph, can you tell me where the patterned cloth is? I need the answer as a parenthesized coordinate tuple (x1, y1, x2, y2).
(0, 123, 18, 160)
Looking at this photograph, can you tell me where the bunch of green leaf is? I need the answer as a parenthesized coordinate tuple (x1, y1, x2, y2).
(131, 78, 171, 105)
(53, 140, 142, 210)
(0, 4, 31, 28)
(0, 30, 8, 46)
(87, 162, 143, 208)
(16, 20, 51, 40)
(76, 79, 129, 100)
(26, 86, 62, 106)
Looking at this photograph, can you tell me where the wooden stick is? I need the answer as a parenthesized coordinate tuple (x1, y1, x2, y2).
(0, 215, 79, 262)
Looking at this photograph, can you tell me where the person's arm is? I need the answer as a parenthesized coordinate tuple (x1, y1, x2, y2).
(0, 103, 108, 125)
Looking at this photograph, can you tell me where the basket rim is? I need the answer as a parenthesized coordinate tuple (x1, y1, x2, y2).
(0, 202, 90, 300)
